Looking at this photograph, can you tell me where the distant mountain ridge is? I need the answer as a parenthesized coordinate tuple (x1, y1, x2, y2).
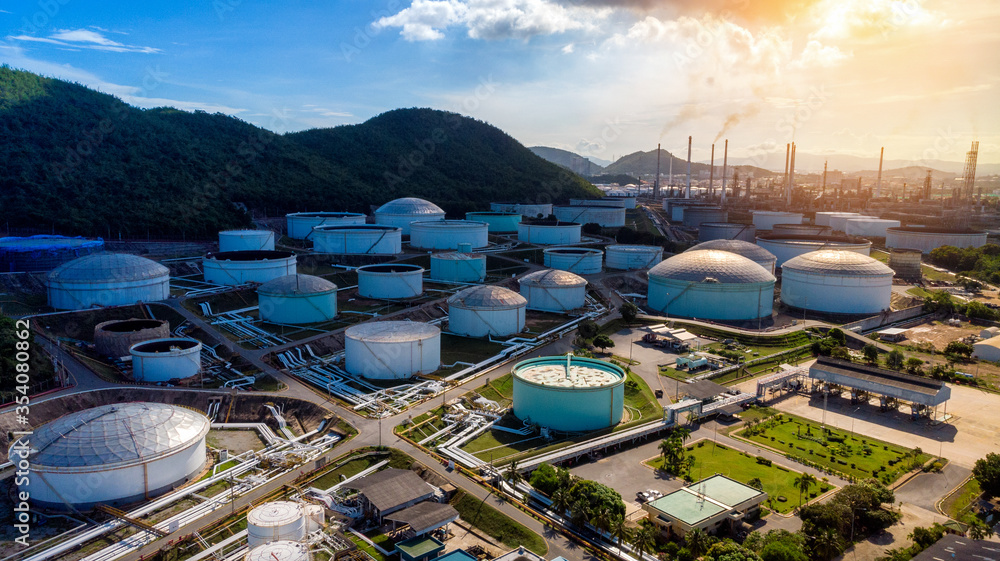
(604, 149, 774, 178)
(529, 146, 607, 174)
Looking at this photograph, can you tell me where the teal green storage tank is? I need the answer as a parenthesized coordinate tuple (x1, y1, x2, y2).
(512, 355, 625, 432)
(466, 211, 522, 233)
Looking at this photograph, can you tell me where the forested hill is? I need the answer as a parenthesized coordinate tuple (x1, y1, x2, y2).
(0, 67, 599, 238)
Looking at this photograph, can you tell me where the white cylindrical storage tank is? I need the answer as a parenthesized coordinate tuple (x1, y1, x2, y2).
(46, 253, 170, 310)
(247, 502, 307, 548)
(357, 264, 423, 299)
(344, 321, 440, 379)
(219, 230, 275, 252)
(518, 221, 582, 245)
(465, 212, 521, 233)
(312, 225, 402, 255)
(780, 250, 894, 314)
(888, 248, 922, 281)
(815, 211, 856, 227)
(688, 239, 777, 274)
(258, 274, 337, 324)
(605, 245, 663, 270)
(670, 202, 713, 223)
(512, 355, 625, 432)
(647, 250, 776, 321)
(698, 223, 756, 242)
(845, 218, 901, 238)
(94, 319, 171, 359)
(13, 403, 209, 510)
(410, 220, 489, 250)
(830, 214, 875, 232)
(570, 198, 626, 208)
(683, 207, 728, 228)
(772, 223, 832, 236)
(554, 205, 626, 228)
(752, 211, 804, 230)
(447, 285, 527, 337)
(519, 269, 587, 312)
(244, 541, 310, 561)
(756, 234, 873, 267)
(604, 195, 637, 209)
(430, 252, 486, 282)
(130, 337, 202, 382)
(286, 212, 366, 239)
(491, 202, 553, 218)
(543, 247, 603, 275)
(203, 251, 296, 286)
(885, 227, 988, 254)
(374, 198, 445, 235)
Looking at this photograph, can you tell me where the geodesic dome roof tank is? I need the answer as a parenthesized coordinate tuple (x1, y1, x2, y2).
(47, 253, 170, 310)
(374, 198, 446, 235)
(688, 239, 777, 274)
(344, 321, 441, 379)
(518, 269, 587, 312)
(447, 285, 527, 337)
(258, 274, 338, 324)
(780, 249, 894, 315)
(647, 250, 775, 321)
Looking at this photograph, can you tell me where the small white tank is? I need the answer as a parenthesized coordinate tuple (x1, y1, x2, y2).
(430, 252, 486, 282)
(244, 541, 310, 561)
(129, 338, 202, 383)
(518, 221, 582, 245)
(410, 220, 489, 250)
(357, 264, 423, 299)
(219, 230, 275, 252)
(605, 245, 663, 270)
(247, 502, 307, 548)
(543, 247, 603, 274)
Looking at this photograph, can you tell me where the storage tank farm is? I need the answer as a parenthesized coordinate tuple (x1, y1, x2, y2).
(518, 220, 582, 245)
(94, 319, 170, 359)
(0, 235, 104, 272)
(218, 229, 275, 252)
(491, 202, 553, 219)
(780, 250, 894, 314)
(647, 250, 776, 321)
(46, 253, 170, 310)
(374, 197, 445, 235)
(886, 226, 988, 253)
(543, 247, 603, 274)
(12, 402, 209, 510)
(410, 220, 489, 250)
(518, 269, 587, 312)
(130, 337, 202, 382)
(605, 245, 663, 270)
(752, 211, 804, 230)
(512, 355, 625, 432)
(257, 274, 337, 324)
(344, 321, 441, 379)
(247, 502, 307, 547)
(465, 211, 521, 233)
(285, 212, 366, 239)
(203, 250, 296, 286)
(603, 194, 637, 209)
(698, 223, 756, 242)
(312, 225, 402, 255)
(357, 264, 424, 299)
(687, 239, 777, 274)
(570, 198, 626, 208)
(430, 251, 486, 282)
(772, 223, 832, 236)
(447, 285, 527, 337)
(756, 234, 872, 267)
(554, 205, 625, 227)
(682, 207, 728, 228)
(815, 211, 858, 227)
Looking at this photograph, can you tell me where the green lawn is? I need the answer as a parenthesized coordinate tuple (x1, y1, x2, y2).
(736, 412, 931, 483)
(348, 533, 388, 561)
(738, 405, 779, 424)
(648, 440, 833, 513)
(941, 477, 982, 524)
(623, 371, 660, 424)
(922, 264, 955, 282)
(449, 491, 548, 555)
(906, 286, 934, 299)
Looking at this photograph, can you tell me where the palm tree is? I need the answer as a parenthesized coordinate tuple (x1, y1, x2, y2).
(591, 509, 613, 538)
(633, 521, 658, 561)
(551, 487, 571, 516)
(811, 528, 843, 561)
(794, 473, 818, 506)
(505, 460, 523, 497)
(611, 515, 633, 558)
(969, 518, 995, 540)
(570, 498, 591, 529)
(658, 438, 675, 468)
(747, 477, 764, 491)
(674, 426, 692, 443)
(685, 527, 712, 558)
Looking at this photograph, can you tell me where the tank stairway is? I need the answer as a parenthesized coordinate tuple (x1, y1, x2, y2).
(94, 504, 168, 537)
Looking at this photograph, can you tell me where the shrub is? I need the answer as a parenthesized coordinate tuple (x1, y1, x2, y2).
(756, 456, 772, 467)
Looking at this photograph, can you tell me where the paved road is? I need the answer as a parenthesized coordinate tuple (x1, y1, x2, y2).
(893, 463, 972, 512)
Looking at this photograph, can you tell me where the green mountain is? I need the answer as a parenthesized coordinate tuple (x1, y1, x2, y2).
(0, 66, 599, 238)
(528, 146, 606, 175)
(603, 148, 774, 178)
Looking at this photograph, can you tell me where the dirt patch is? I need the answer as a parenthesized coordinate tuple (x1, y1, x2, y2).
(903, 320, 981, 351)
(206, 429, 267, 452)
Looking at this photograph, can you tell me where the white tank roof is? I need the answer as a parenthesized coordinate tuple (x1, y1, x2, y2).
(448, 285, 527, 310)
(782, 249, 894, 276)
(519, 269, 587, 288)
(687, 239, 776, 264)
(247, 501, 305, 527)
(258, 274, 337, 296)
(48, 253, 168, 283)
(375, 197, 444, 215)
(345, 321, 440, 342)
(649, 250, 775, 284)
(432, 252, 485, 261)
(244, 541, 310, 561)
(25, 403, 209, 469)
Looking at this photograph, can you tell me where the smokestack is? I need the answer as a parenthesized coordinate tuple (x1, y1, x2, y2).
(821, 160, 827, 197)
(783, 143, 790, 204)
(668, 152, 673, 188)
(655, 143, 661, 199)
(787, 143, 796, 206)
(875, 147, 884, 198)
(709, 143, 715, 198)
(686, 136, 692, 199)
(721, 139, 728, 204)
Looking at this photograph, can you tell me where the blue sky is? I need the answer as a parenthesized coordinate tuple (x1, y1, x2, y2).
(2, 0, 998, 169)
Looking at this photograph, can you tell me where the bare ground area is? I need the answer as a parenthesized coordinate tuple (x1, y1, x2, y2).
(206, 429, 267, 452)
(837, 504, 950, 561)
(904, 320, 982, 350)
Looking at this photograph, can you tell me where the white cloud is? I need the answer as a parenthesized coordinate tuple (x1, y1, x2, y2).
(301, 106, 354, 117)
(792, 40, 849, 68)
(6, 28, 161, 53)
(124, 96, 246, 114)
(808, 0, 935, 41)
(374, 0, 609, 41)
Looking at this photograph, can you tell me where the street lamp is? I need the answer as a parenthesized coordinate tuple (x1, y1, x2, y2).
(850, 406, 861, 440)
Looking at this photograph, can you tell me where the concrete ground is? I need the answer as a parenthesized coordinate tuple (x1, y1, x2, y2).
(606, 327, 714, 404)
(838, 503, 951, 561)
(894, 463, 972, 512)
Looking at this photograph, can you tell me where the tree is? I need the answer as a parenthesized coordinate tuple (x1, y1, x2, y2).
(570, 498, 591, 528)
(828, 328, 847, 346)
(591, 508, 613, 537)
(504, 460, 523, 496)
(969, 517, 995, 540)
(567, 479, 626, 518)
(944, 340, 974, 359)
(810, 528, 843, 561)
(794, 473, 818, 507)
(908, 524, 945, 550)
(973, 453, 1000, 497)
(620, 301, 639, 323)
(611, 514, 633, 557)
(593, 334, 616, 353)
(633, 521, 658, 561)
(551, 487, 571, 515)
(905, 357, 925, 376)
(705, 541, 761, 561)
(529, 463, 568, 495)
(759, 541, 807, 561)
(742, 531, 765, 553)
(747, 477, 764, 491)
(686, 528, 714, 558)
(885, 349, 905, 370)
(831, 346, 852, 361)
(862, 344, 879, 365)
(578, 320, 599, 339)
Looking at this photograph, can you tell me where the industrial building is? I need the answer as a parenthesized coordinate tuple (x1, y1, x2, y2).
(642, 475, 767, 537)
(344, 321, 441, 379)
(682, 207, 728, 228)
(94, 318, 170, 359)
(357, 264, 424, 299)
(374, 198, 446, 235)
(0, 235, 104, 272)
(447, 285, 527, 337)
(345, 468, 434, 519)
(605, 244, 663, 270)
(285, 212, 366, 239)
(14, 402, 209, 510)
(312, 224, 403, 255)
(517, 220, 582, 245)
(553, 205, 626, 228)
(465, 211, 521, 233)
(973, 336, 1000, 362)
(698, 223, 756, 243)
(756, 234, 872, 267)
(780, 250, 894, 315)
(687, 239, 777, 274)
(429, 251, 486, 283)
(844, 218, 900, 238)
(490, 202, 553, 219)
(809, 357, 951, 418)
(218, 229, 275, 252)
(518, 269, 588, 312)
(257, 274, 338, 324)
(543, 247, 603, 274)
(410, 220, 489, 250)
(130, 337, 202, 382)
(647, 250, 776, 321)
(885, 226, 988, 254)
(512, 355, 625, 432)
(246, 501, 308, 547)
(751, 211, 803, 230)
(203, 250, 296, 286)
(47, 253, 170, 310)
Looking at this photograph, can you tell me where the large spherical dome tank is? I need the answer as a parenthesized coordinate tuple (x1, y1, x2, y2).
(756, 234, 872, 267)
(257, 274, 338, 324)
(47, 253, 170, 310)
(518, 269, 587, 312)
(374, 198, 445, 235)
(344, 321, 441, 379)
(447, 285, 527, 337)
(687, 239, 777, 274)
(647, 250, 775, 321)
(780, 250, 894, 314)
(12, 403, 209, 510)
(512, 355, 625, 432)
